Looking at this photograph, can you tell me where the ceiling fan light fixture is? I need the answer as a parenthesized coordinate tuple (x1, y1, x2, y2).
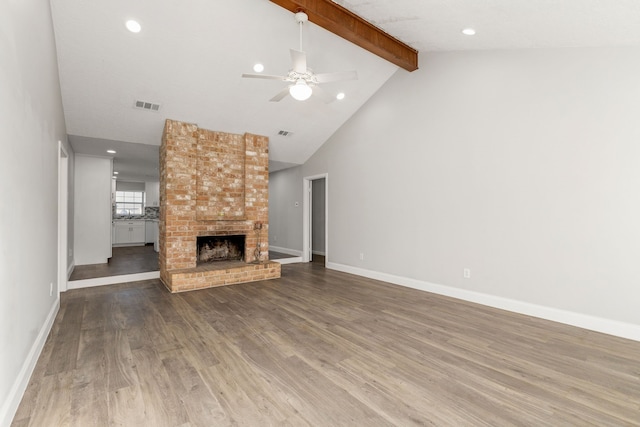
(289, 79, 312, 101)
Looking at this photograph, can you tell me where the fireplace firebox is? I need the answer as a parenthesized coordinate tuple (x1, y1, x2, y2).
(197, 235, 245, 264)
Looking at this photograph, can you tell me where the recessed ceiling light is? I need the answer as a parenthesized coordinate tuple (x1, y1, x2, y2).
(113, 171, 119, 175)
(253, 63, 264, 73)
(462, 28, 476, 36)
(336, 92, 345, 101)
(126, 20, 141, 33)
(107, 149, 116, 154)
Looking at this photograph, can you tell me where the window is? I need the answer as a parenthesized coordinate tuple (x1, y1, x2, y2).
(115, 191, 144, 215)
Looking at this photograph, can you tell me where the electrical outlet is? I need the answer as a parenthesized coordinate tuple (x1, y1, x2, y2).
(49, 282, 53, 296)
(359, 253, 364, 261)
(463, 268, 471, 279)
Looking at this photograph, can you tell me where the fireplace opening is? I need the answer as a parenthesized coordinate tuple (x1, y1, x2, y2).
(197, 235, 245, 264)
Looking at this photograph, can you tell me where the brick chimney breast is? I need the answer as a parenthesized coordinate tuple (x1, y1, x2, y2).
(159, 119, 280, 292)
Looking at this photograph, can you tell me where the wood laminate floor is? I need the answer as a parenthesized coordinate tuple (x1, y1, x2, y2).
(13, 263, 640, 426)
(267, 251, 297, 260)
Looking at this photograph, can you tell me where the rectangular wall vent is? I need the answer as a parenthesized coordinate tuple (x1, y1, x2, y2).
(134, 100, 161, 112)
(277, 130, 292, 136)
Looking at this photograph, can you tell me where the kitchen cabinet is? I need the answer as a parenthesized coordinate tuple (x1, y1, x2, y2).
(145, 181, 160, 207)
(113, 220, 145, 246)
(145, 220, 156, 244)
(111, 176, 116, 204)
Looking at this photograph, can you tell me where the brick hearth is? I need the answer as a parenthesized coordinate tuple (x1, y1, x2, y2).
(159, 119, 280, 292)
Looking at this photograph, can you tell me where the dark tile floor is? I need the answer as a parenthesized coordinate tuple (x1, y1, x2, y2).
(69, 248, 303, 281)
(69, 245, 159, 281)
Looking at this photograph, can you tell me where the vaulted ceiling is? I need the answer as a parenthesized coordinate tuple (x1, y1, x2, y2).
(51, 0, 640, 181)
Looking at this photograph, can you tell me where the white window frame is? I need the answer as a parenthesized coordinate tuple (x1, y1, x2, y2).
(115, 190, 145, 215)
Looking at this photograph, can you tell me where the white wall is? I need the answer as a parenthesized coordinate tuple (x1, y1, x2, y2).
(269, 166, 304, 253)
(0, 0, 69, 424)
(116, 180, 145, 191)
(74, 155, 113, 265)
(66, 149, 75, 271)
(58, 140, 75, 276)
(296, 46, 640, 337)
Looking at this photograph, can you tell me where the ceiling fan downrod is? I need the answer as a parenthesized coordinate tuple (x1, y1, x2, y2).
(295, 11, 308, 51)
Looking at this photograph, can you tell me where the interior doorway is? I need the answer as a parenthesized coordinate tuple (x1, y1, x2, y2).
(303, 174, 328, 265)
(311, 178, 326, 265)
(58, 141, 69, 293)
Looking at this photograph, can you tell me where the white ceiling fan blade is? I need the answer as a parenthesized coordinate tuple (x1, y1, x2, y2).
(290, 49, 307, 73)
(242, 73, 286, 80)
(315, 70, 358, 83)
(311, 86, 334, 104)
(269, 87, 291, 102)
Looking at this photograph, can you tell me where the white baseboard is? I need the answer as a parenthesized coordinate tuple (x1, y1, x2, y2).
(274, 257, 303, 265)
(68, 271, 160, 290)
(327, 262, 640, 342)
(67, 260, 75, 279)
(1, 298, 59, 427)
(269, 246, 303, 257)
(74, 257, 110, 267)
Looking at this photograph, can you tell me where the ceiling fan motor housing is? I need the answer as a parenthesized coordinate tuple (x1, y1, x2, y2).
(295, 11, 308, 23)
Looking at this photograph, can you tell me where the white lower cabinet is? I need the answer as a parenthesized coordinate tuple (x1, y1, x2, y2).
(113, 220, 145, 245)
(145, 221, 155, 244)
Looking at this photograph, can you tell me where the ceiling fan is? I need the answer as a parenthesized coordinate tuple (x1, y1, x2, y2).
(242, 11, 357, 102)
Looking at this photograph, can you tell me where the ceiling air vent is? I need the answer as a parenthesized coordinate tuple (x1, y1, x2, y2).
(277, 130, 292, 137)
(134, 100, 161, 112)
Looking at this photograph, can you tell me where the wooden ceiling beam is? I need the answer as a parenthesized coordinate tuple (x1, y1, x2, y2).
(269, 0, 419, 72)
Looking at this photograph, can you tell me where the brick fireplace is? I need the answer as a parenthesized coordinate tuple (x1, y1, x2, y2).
(159, 119, 281, 292)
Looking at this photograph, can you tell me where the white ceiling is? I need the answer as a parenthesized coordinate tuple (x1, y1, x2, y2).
(51, 0, 640, 181)
(335, 0, 640, 52)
